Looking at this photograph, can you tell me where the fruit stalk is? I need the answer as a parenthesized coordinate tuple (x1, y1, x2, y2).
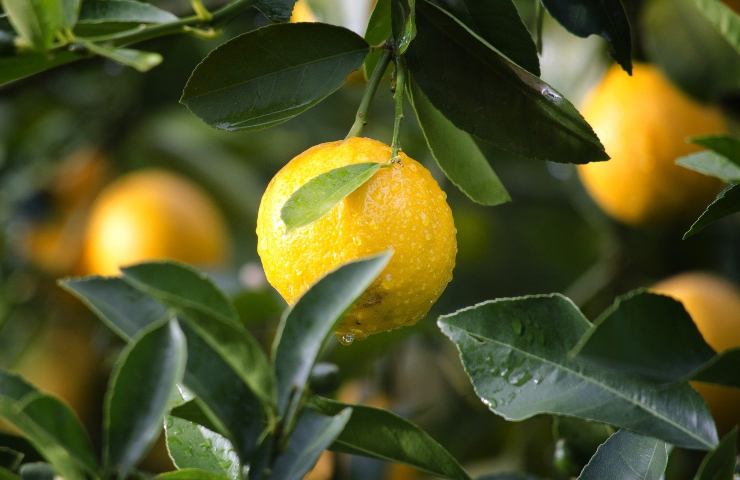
(346, 46, 393, 139)
(390, 54, 407, 162)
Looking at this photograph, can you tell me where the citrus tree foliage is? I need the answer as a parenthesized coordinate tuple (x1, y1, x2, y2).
(0, 0, 739, 479)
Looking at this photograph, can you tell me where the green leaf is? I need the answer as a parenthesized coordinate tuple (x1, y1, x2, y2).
(59, 276, 169, 341)
(181, 23, 369, 131)
(0, 467, 19, 480)
(170, 400, 219, 433)
(269, 408, 351, 480)
(280, 162, 382, 230)
(1, 0, 63, 51)
(155, 469, 230, 480)
(104, 320, 187, 475)
(0, 372, 96, 480)
(0, 447, 23, 471)
(434, 0, 539, 75)
(572, 291, 717, 382)
(310, 397, 471, 480)
(395, 0, 417, 54)
(642, 0, 740, 101)
(684, 184, 740, 239)
(61, 0, 80, 27)
(692, 134, 740, 162)
(677, 152, 740, 183)
(553, 418, 614, 467)
(17, 463, 55, 480)
(363, 0, 391, 78)
(693, 0, 740, 53)
(78, 0, 177, 24)
(692, 348, 740, 388)
(541, 0, 632, 74)
(273, 252, 391, 416)
(578, 430, 668, 480)
(438, 294, 718, 450)
(254, 0, 296, 22)
(408, 79, 510, 206)
(0, 51, 82, 87)
(165, 415, 240, 479)
(694, 427, 738, 480)
(81, 41, 162, 72)
(407, 1, 607, 164)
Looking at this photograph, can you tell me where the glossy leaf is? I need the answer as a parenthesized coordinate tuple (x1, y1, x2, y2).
(2, 0, 63, 51)
(170, 400, 219, 433)
(407, 1, 607, 164)
(541, 0, 632, 73)
(155, 469, 230, 480)
(81, 41, 162, 72)
(434, 0, 539, 75)
(181, 23, 369, 131)
(273, 252, 391, 416)
(684, 184, 740, 239)
(165, 416, 239, 479)
(438, 294, 718, 450)
(695, 427, 738, 480)
(60, 276, 168, 341)
(553, 417, 614, 466)
(694, 0, 740, 53)
(363, 0, 391, 78)
(578, 430, 668, 480)
(409, 79, 510, 206)
(104, 320, 186, 474)
(395, 0, 417, 54)
(677, 152, 740, 183)
(572, 291, 716, 382)
(255, 0, 296, 22)
(78, 0, 177, 24)
(269, 408, 351, 480)
(311, 397, 471, 479)
(280, 162, 382, 230)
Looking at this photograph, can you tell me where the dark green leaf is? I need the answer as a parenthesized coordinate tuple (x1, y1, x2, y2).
(269, 408, 350, 480)
(407, 1, 607, 164)
(642, 0, 740, 101)
(692, 348, 740, 388)
(0, 51, 82, 87)
(170, 400, 219, 433)
(553, 418, 614, 467)
(104, 320, 187, 474)
(78, 0, 177, 24)
(60, 276, 169, 341)
(438, 294, 718, 450)
(693, 0, 740, 53)
(61, 0, 80, 27)
(155, 469, 230, 480)
(81, 41, 162, 72)
(273, 252, 391, 416)
(280, 162, 382, 230)
(181, 23, 369, 131)
(694, 427, 738, 480)
(677, 152, 740, 183)
(541, 0, 632, 74)
(2, 0, 63, 50)
(0, 467, 19, 480)
(409, 79, 510, 206)
(396, 0, 417, 53)
(165, 415, 239, 479)
(572, 291, 716, 382)
(684, 184, 740, 239)
(255, 0, 296, 22)
(477, 475, 539, 480)
(310, 397, 471, 479)
(0, 446, 23, 471)
(17, 463, 54, 480)
(363, 0, 391, 78)
(578, 430, 668, 480)
(692, 135, 740, 163)
(433, 0, 539, 75)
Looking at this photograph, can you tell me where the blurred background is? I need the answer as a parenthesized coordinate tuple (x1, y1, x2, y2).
(0, 0, 738, 478)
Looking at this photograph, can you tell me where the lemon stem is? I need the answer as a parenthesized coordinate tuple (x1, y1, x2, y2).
(346, 46, 393, 139)
(390, 53, 406, 162)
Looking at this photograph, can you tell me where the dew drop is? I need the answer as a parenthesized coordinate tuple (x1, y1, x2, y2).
(339, 333, 355, 345)
(540, 86, 562, 102)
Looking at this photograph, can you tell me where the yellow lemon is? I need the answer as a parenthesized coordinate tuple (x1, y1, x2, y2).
(256, 137, 456, 341)
(304, 451, 334, 480)
(652, 272, 740, 433)
(577, 63, 726, 227)
(82, 169, 230, 275)
(291, 0, 317, 22)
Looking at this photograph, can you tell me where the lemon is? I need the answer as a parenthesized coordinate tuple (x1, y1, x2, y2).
(577, 63, 726, 227)
(82, 169, 230, 275)
(290, 0, 317, 22)
(652, 272, 740, 433)
(256, 137, 456, 341)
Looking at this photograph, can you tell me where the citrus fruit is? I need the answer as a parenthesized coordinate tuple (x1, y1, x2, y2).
(652, 272, 740, 433)
(305, 451, 334, 480)
(290, 0, 317, 22)
(577, 63, 726, 227)
(256, 137, 456, 341)
(82, 169, 230, 275)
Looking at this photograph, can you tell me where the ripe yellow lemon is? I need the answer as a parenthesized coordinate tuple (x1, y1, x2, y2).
(290, 0, 317, 22)
(82, 169, 230, 275)
(652, 272, 740, 433)
(577, 63, 726, 227)
(256, 137, 456, 341)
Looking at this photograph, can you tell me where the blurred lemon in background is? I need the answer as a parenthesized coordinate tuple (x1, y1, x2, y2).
(652, 272, 740, 433)
(577, 63, 726, 227)
(305, 451, 334, 480)
(291, 0, 318, 22)
(256, 137, 456, 342)
(82, 169, 230, 275)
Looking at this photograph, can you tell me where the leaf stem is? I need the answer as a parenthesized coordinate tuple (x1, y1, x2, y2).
(191, 0, 213, 21)
(534, 0, 545, 54)
(345, 46, 393, 139)
(390, 53, 407, 162)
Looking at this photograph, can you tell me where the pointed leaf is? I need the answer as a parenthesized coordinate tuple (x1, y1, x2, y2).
(409, 78, 510, 206)
(363, 0, 391, 78)
(280, 162, 382, 230)
(170, 400, 219, 433)
(78, 0, 177, 24)
(693, 0, 740, 53)
(677, 152, 740, 183)
(691, 135, 740, 163)
(104, 320, 186, 474)
(684, 184, 740, 239)
(541, 0, 632, 74)
(407, 1, 607, 164)
(310, 397, 470, 480)
(694, 427, 738, 480)
(0, 467, 19, 480)
(82, 42, 162, 72)
(254, 0, 296, 22)
(273, 252, 391, 415)
(181, 23, 369, 131)
(0, 51, 83, 87)
(578, 430, 668, 480)
(165, 415, 239, 479)
(438, 294, 718, 450)
(2, 0, 63, 51)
